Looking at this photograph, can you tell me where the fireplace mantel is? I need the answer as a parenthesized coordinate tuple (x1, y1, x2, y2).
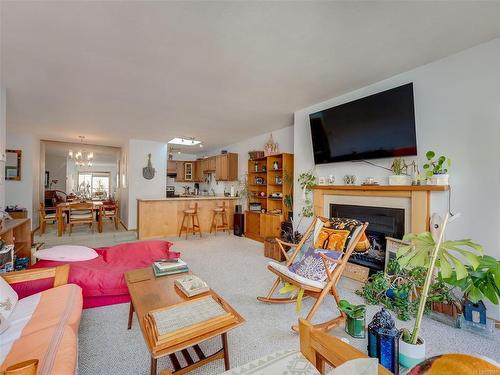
(313, 184, 448, 192)
(312, 184, 449, 233)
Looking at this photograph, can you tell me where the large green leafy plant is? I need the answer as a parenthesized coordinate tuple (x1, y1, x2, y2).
(397, 215, 482, 344)
(442, 255, 500, 305)
(356, 260, 452, 321)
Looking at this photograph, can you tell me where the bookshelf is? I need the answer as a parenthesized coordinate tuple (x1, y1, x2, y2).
(245, 153, 294, 242)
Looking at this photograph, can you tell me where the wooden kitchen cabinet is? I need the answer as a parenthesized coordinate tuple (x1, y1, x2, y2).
(175, 161, 184, 182)
(167, 160, 177, 174)
(194, 160, 204, 182)
(215, 153, 238, 181)
(206, 156, 216, 172)
(184, 162, 193, 181)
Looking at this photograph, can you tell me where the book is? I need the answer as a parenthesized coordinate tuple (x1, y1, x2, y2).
(174, 275, 209, 297)
(144, 295, 238, 353)
(154, 258, 187, 272)
(152, 264, 188, 278)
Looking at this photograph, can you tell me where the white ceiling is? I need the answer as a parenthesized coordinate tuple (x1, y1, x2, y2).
(2, 1, 500, 148)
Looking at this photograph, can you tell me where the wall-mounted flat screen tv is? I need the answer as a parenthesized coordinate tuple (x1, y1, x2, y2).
(309, 83, 417, 164)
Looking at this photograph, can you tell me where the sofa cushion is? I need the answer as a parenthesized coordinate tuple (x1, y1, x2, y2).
(1, 325, 79, 374)
(35, 245, 98, 262)
(0, 276, 18, 320)
(222, 350, 320, 374)
(0, 284, 82, 369)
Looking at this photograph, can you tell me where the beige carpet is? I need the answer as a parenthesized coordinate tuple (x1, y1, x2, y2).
(70, 233, 500, 374)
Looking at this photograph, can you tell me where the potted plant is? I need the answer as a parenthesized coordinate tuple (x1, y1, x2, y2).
(338, 300, 366, 338)
(423, 151, 451, 185)
(388, 158, 410, 185)
(442, 255, 499, 324)
(283, 172, 294, 220)
(428, 277, 462, 318)
(396, 213, 482, 368)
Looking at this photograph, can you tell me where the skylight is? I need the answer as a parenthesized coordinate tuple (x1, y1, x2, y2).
(168, 137, 201, 146)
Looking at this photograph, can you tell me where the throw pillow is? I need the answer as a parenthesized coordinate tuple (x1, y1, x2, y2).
(0, 276, 18, 320)
(355, 232, 371, 252)
(34, 245, 98, 262)
(289, 246, 343, 282)
(0, 313, 9, 334)
(323, 218, 363, 252)
(314, 228, 350, 251)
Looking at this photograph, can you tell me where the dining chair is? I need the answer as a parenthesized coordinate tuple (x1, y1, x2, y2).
(68, 202, 94, 235)
(39, 202, 65, 235)
(101, 200, 120, 230)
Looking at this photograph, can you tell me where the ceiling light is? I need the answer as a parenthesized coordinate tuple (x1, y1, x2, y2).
(199, 143, 203, 148)
(68, 150, 73, 158)
(168, 137, 201, 146)
(177, 151, 181, 154)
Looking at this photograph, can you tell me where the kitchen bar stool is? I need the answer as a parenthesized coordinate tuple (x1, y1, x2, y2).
(210, 202, 229, 235)
(179, 202, 202, 239)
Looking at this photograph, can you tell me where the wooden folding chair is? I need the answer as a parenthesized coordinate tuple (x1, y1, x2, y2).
(257, 216, 368, 332)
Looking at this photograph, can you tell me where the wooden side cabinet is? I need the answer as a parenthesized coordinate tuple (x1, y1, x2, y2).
(215, 153, 238, 181)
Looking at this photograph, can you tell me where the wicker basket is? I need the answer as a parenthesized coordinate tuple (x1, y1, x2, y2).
(264, 237, 286, 262)
(248, 150, 264, 160)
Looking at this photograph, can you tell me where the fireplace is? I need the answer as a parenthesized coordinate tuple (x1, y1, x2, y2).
(330, 204, 405, 272)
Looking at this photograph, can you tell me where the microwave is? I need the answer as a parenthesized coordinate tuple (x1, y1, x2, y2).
(249, 203, 262, 212)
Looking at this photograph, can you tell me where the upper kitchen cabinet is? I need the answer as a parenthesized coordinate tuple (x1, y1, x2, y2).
(215, 153, 238, 181)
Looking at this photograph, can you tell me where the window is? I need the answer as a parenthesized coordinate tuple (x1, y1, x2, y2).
(78, 172, 110, 198)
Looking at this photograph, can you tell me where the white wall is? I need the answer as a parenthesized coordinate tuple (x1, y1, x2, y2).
(5, 131, 40, 228)
(0, 88, 5, 209)
(294, 39, 500, 315)
(126, 139, 167, 230)
(203, 126, 294, 195)
(119, 141, 129, 227)
(45, 154, 67, 191)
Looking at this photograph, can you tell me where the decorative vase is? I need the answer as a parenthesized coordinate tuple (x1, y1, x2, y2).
(388, 175, 410, 185)
(430, 174, 449, 185)
(399, 336, 426, 369)
(345, 315, 366, 338)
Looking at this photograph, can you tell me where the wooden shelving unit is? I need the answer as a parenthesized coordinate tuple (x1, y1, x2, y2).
(0, 218, 32, 265)
(245, 153, 293, 242)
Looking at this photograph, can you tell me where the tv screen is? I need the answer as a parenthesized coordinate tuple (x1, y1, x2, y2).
(309, 83, 417, 164)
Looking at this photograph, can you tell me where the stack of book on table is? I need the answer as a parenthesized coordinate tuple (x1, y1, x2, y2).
(152, 258, 188, 277)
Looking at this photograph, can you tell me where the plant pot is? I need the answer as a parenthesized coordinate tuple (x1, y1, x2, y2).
(388, 175, 410, 186)
(399, 336, 426, 369)
(345, 315, 366, 338)
(431, 301, 461, 318)
(430, 174, 449, 185)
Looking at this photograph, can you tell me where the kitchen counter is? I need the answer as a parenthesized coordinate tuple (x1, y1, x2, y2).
(139, 196, 239, 202)
(136, 196, 239, 239)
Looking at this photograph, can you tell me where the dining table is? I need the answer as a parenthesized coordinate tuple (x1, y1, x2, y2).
(56, 201, 104, 236)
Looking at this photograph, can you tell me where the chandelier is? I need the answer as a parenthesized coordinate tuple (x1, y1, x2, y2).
(68, 136, 94, 167)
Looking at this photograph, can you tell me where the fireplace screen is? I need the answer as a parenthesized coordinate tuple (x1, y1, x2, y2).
(330, 204, 405, 272)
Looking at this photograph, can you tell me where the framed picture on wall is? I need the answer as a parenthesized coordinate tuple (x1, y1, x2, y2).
(385, 236, 410, 274)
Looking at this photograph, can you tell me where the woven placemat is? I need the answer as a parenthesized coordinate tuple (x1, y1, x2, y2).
(151, 297, 227, 336)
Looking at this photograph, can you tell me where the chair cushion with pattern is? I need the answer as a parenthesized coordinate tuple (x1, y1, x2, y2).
(289, 246, 343, 282)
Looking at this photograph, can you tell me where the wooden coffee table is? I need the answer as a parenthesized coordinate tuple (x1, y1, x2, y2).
(125, 267, 245, 375)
